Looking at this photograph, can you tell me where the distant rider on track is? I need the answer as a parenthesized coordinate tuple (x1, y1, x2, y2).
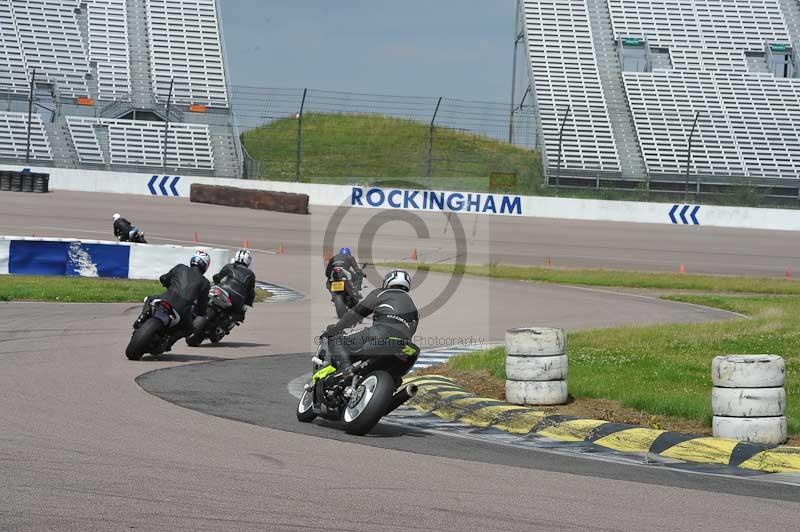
(325, 247, 364, 295)
(112, 213, 141, 242)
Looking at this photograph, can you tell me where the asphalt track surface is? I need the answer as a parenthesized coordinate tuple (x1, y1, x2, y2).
(1, 190, 800, 530)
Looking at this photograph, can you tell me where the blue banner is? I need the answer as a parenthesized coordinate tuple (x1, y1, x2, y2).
(9, 240, 130, 278)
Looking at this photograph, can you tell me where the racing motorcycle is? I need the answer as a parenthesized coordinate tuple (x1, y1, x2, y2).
(185, 285, 241, 346)
(125, 298, 181, 360)
(296, 335, 420, 435)
(118, 227, 147, 244)
(327, 266, 361, 318)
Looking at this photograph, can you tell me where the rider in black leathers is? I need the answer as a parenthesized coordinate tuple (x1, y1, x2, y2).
(136, 252, 211, 351)
(323, 269, 418, 371)
(212, 249, 256, 322)
(112, 213, 134, 241)
(325, 247, 363, 295)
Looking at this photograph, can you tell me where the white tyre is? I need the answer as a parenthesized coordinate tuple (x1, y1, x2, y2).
(712, 355, 785, 388)
(712, 416, 787, 446)
(505, 379, 567, 406)
(505, 327, 566, 357)
(712, 387, 785, 417)
(506, 354, 568, 381)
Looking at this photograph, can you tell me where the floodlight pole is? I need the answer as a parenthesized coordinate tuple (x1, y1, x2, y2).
(684, 111, 700, 203)
(25, 68, 36, 163)
(555, 104, 571, 187)
(295, 88, 307, 182)
(162, 78, 174, 173)
(427, 96, 442, 182)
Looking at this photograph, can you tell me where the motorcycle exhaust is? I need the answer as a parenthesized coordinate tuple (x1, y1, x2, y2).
(385, 383, 419, 415)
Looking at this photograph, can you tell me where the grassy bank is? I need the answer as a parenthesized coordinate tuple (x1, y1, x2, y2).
(385, 262, 800, 294)
(0, 276, 273, 303)
(241, 113, 542, 194)
(437, 294, 800, 437)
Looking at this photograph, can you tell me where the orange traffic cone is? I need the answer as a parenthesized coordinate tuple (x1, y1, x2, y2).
(278, 241, 285, 255)
(410, 248, 418, 262)
(679, 263, 686, 274)
(243, 239, 249, 249)
(786, 267, 792, 279)
(545, 256, 552, 268)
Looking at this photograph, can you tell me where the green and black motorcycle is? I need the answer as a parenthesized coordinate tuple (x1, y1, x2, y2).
(296, 335, 420, 435)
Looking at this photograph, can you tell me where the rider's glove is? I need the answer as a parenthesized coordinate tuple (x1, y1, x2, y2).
(322, 324, 340, 338)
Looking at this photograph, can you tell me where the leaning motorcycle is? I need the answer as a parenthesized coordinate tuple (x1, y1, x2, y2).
(327, 266, 360, 318)
(119, 227, 147, 244)
(185, 285, 241, 347)
(296, 335, 420, 435)
(125, 298, 181, 360)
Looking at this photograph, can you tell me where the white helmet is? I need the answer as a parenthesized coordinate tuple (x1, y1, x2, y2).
(234, 248, 252, 267)
(190, 250, 211, 274)
(382, 269, 411, 291)
(112, 213, 121, 221)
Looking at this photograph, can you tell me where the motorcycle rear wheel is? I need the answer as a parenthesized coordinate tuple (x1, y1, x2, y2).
(343, 370, 395, 435)
(125, 319, 163, 360)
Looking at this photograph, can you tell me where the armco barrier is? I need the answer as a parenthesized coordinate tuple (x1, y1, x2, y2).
(0, 236, 230, 280)
(6, 163, 800, 232)
(190, 183, 309, 214)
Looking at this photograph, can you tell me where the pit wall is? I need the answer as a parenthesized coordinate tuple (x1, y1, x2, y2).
(4, 164, 800, 232)
(0, 236, 231, 280)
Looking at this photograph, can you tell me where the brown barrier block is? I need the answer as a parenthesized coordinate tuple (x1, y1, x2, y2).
(190, 184, 309, 215)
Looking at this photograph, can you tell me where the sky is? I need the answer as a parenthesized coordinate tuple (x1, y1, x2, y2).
(218, 1, 517, 103)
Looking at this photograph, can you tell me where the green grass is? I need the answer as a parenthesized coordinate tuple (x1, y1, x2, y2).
(446, 294, 800, 435)
(0, 276, 163, 303)
(384, 262, 800, 294)
(241, 113, 543, 194)
(0, 276, 273, 304)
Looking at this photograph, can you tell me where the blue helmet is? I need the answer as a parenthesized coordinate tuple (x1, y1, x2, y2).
(339, 247, 351, 256)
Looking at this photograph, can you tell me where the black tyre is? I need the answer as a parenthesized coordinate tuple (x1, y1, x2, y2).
(296, 389, 317, 423)
(125, 319, 164, 360)
(185, 316, 207, 347)
(343, 370, 395, 435)
(333, 295, 348, 318)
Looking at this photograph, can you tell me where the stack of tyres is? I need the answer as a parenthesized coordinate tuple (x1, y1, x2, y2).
(0, 170, 50, 193)
(21, 172, 34, 192)
(32, 173, 49, 193)
(10, 172, 22, 191)
(504, 327, 569, 405)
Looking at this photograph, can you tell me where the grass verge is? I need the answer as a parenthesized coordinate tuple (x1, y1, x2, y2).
(0, 275, 273, 304)
(432, 294, 800, 441)
(385, 262, 800, 294)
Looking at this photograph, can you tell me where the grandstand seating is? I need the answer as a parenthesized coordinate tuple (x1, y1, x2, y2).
(523, 0, 621, 173)
(145, 0, 229, 108)
(12, 0, 91, 97)
(665, 48, 752, 73)
(65, 117, 214, 170)
(87, 0, 132, 101)
(608, 0, 789, 50)
(0, 2, 31, 95)
(0, 112, 52, 161)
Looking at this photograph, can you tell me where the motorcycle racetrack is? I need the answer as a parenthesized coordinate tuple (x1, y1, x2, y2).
(1, 191, 800, 531)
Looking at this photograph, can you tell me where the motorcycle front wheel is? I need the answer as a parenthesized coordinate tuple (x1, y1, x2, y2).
(342, 370, 395, 435)
(125, 319, 163, 360)
(296, 389, 317, 423)
(332, 294, 348, 318)
(185, 316, 208, 347)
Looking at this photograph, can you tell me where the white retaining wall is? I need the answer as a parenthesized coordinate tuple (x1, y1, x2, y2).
(4, 164, 800, 231)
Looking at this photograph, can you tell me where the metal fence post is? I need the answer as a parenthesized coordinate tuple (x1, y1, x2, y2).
(427, 96, 443, 183)
(162, 78, 174, 174)
(295, 88, 307, 182)
(684, 111, 700, 203)
(555, 105, 571, 188)
(25, 68, 36, 163)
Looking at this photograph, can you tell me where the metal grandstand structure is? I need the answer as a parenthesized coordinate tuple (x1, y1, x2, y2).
(514, 0, 800, 201)
(0, 0, 241, 178)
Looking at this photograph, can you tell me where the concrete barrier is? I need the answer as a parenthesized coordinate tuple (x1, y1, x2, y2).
(6, 163, 800, 231)
(0, 236, 230, 281)
(190, 183, 309, 214)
